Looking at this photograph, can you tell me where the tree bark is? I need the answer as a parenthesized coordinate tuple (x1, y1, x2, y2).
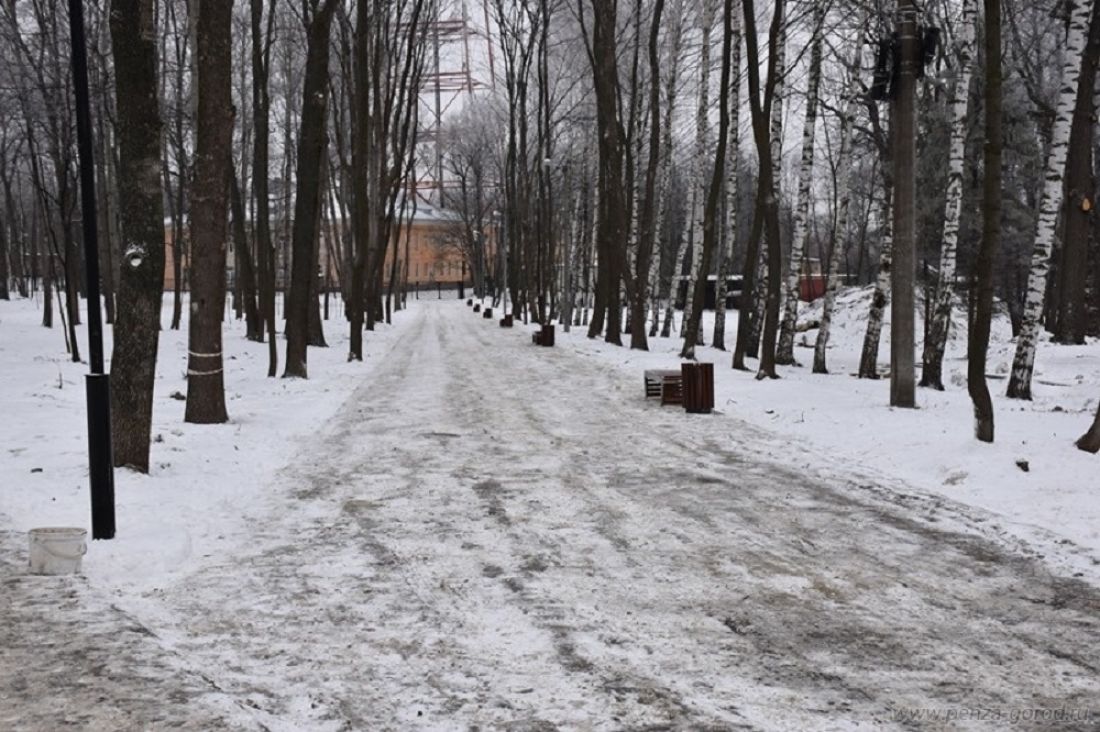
(629, 0, 666, 350)
(813, 32, 864, 374)
(679, 0, 714, 354)
(229, 161, 262, 341)
(109, 0, 166, 472)
(860, 171, 894, 378)
(185, 0, 233, 424)
(683, 0, 734, 360)
(712, 6, 740, 351)
(284, 0, 337, 379)
(921, 0, 978, 389)
(1054, 0, 1100, 345)
(776, 3, 825, 365)
(742, 0, 785, 379)
(587, 0, 628, 347)
(252, 0, 278, 375)
(1077, 399, 1100, 452)
(970, 0, 1002, 442)
(1007, 0, 1095, 399)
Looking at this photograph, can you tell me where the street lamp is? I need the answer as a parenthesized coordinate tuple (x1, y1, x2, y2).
(68, 0, 116, 540)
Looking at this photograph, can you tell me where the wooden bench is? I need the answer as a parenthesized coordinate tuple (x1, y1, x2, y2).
(644, 369, 683, 405)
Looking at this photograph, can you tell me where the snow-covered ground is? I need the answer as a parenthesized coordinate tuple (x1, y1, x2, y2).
(563, 288, 1100, 580)
(2, 291, 1099, 730)
(0, 294, 410, 597)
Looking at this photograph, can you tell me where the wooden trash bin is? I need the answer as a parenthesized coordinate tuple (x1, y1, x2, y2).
(681, 362, 714, 414)
(483, 308, 493, 318)
(539, 324, 555, 347)
(467, 299, 473, 306)
(473, 303, 481, 313)
(500, 314, 514, 328)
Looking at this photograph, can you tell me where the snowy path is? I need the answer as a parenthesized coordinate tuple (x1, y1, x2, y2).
(0, 529, 244, 729)
(6, 302, 1100, 730)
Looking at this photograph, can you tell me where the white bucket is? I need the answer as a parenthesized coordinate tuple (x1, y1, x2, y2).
(28, 527, 88, 575)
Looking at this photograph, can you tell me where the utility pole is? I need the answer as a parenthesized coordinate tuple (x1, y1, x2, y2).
(68, 0, 116, 539)
(891, 0, 919, 408)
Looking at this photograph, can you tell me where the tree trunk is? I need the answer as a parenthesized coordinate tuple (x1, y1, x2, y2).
(712, 7, 740, 351)
(733, 186, 764, 369)
(742, 0, 784, 379)
(588, 0, 628, 347)
(1007, 0, 1095, 400)
(1054, 0, 1100, 345)
(229, 162, 262, 341)
(109, 0, 166, 472)
(813, 33, 864, 374)
(776, 3, 825, 365)
(859, 186, 894, 379)
(921, 0, 977, 389)
(252, 0, 278, 376)
(684, 0, 734, 360)
(184, 0, 233, 424)
(629, 0, 666, 351)
(284, 0, 337, 379)
(744, 7, 786, 363)
(649, 4, 684, 339)
(1077, 399, 1100, 452)
(679, 0, 714, 354)
(970, 0, 1002, 442)
(0, 194, 9, 299)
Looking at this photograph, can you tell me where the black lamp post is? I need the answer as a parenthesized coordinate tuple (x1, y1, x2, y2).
(68, 0, 116, 540)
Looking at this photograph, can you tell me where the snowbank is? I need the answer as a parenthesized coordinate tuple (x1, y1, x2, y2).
(0, 294, 409, 596)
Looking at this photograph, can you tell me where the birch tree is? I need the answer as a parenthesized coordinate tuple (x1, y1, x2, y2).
(858, 192, 892, 378)
(776, 2, 826, 366)
(680, 0, 714, 353)
(628, 0, 667, 350)
(683, 0, 734, 360)
(1051, 0, 1100, 345)
(1006, 0, 1095, 400)
(746, 7, 786, 359)
(650, 2, 685, 338)
(920, 0, 977, 390)
(711, 6, 740, 350)
(813, 29, 864, 374)
(742, 0, 785, 379)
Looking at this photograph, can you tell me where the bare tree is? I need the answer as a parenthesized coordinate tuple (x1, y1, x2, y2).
(683, 0, 735, 360)
(922, 0, 978, 390)
(1007, 0, 1094, 400)
(185, 0, 234, 424)
(109, 0, 167, 471)
(776, 2, 826, 366)
(970, 0, 1003, 442)
(741, 0, 785, 379)
(285, 0, 338, 379)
